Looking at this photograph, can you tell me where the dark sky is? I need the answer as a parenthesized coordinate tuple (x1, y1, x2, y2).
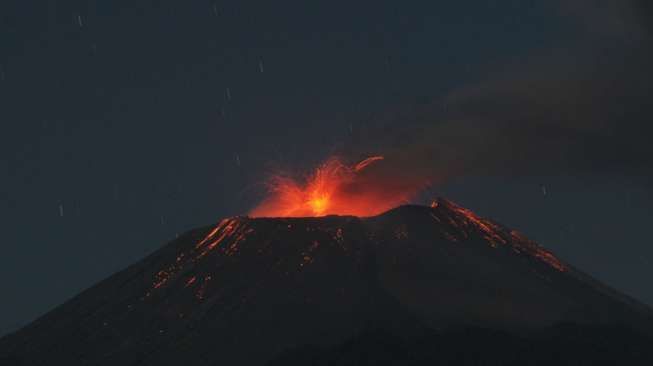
(1, 1, 652, 336)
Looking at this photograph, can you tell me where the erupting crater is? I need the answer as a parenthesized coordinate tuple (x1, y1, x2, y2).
(249, 155, 426, 218)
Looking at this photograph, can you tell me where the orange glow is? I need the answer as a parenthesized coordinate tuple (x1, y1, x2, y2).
(250, 155, 423, 217)
(432, 199, 566, 272)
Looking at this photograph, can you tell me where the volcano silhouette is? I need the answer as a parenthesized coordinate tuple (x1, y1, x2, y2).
(2, 198, 652, 365)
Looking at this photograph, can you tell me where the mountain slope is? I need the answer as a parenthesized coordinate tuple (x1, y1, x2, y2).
(1, 198, 651, 365)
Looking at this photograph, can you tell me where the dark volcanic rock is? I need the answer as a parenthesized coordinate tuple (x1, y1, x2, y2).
(268, 324, 653, 366)
(1, 198, 652, 365)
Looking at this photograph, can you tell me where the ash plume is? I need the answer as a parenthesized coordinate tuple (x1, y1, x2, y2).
(345, 0, 653, 189)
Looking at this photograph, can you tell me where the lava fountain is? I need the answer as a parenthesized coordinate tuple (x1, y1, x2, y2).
(249, 156, 426, 217)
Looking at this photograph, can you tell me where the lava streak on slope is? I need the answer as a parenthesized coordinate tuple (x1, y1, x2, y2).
(249, 156, 426, 218)
(431, 198, 566, 272)
(147, 199, 568, 300)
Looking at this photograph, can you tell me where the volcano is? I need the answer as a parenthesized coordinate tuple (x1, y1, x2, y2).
(2, 198, 652, 365)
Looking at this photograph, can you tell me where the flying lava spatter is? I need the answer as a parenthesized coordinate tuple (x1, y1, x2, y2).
(249, 156, 424, 217)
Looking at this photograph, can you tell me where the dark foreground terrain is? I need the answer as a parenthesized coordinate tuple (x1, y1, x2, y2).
(270, 324, 653, 366)
(2, 199, 652, 365)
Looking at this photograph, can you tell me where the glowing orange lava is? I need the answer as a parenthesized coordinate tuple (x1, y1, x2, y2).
(250, 155, 423, 217)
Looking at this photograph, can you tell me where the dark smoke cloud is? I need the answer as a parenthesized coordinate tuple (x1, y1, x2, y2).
(560, 0, 653, 38)
(348, 0, 653, 188)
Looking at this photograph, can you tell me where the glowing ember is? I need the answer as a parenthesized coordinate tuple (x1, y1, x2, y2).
(353, 156, 385, 172)
(250, 155, 424, 217)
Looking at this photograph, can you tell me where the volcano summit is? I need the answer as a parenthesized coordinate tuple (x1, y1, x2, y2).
(1, 198, 652, 365)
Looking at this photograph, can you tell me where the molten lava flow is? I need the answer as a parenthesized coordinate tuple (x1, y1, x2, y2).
(250, 155, 423, 217)
(431, 198, 566, 272)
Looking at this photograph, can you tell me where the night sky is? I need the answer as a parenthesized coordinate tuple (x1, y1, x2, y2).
(1, 1, 652, 336)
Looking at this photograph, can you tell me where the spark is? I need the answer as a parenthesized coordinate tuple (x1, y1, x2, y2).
(354, 156, 384, 172)
(77, 15, 83, 28)
(185, 276, 197, 287)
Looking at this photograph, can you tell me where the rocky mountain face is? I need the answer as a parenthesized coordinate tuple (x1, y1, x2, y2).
(1, 198, 651, 365)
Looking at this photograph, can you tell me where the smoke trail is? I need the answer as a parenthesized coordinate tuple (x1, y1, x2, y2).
(345, 1, 653, 189)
